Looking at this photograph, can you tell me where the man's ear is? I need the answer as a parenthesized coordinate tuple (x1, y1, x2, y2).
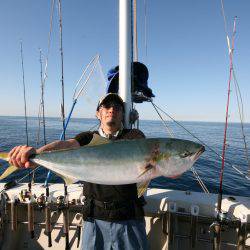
(96, 110, 101, 120)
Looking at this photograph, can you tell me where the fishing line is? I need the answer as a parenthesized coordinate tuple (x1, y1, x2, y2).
(220, 0, 229, 38)
(232, 68, 250, 172)
(19, 41, 34, 190)
(150, 101, 250, 181)
(37, 0, 55, 145)
(20, 41, 29, 146)
(43, 0, 55, 84)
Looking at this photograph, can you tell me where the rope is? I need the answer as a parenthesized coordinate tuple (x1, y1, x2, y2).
(150, 101, 250, 181)
(20, 41, 29, 146)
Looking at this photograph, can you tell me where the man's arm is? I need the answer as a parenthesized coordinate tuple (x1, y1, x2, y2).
(8, 139, 80, 169)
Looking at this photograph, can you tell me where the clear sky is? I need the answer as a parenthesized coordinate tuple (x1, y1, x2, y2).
(0, 1, 249, 122)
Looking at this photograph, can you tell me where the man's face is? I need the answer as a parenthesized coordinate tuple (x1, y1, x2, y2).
(96, 101, 124, 130)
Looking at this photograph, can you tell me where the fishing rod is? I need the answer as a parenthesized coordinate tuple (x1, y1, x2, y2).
(44, 54, 100, 186)
(20, 41, 37, 238)
(58, 0, 66, 141)
(210, 15, 238, 250)
(37, 49, 47, 146)
(217, 16, 237, 215)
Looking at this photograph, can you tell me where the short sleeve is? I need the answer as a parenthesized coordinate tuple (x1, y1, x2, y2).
(120, 129, 146, 140)
(74, 131, 94, 146)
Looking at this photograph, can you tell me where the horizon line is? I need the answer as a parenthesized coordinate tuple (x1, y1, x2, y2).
(0, 114, 249, 124)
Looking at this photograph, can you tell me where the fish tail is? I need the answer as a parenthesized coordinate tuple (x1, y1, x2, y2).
(0, 152, 9, 161)
(0, 152, 19, 180)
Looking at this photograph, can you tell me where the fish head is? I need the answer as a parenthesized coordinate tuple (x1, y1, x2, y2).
(154, 138, 205, 177)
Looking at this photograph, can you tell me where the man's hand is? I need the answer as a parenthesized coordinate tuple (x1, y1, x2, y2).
(8, 145, 37, 169)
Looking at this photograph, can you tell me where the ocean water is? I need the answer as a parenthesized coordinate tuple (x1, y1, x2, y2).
(0, 116, 249, 197)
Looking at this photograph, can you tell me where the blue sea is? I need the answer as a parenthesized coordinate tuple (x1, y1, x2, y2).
(0, 116, 249, 197)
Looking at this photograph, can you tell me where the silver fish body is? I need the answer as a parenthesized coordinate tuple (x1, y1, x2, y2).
(32, 138, 205, 185)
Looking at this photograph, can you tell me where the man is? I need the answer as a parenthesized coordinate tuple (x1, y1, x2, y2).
(8, 93, 149, 250)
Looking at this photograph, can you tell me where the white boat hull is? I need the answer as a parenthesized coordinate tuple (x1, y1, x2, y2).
(0, 183, 249, 249)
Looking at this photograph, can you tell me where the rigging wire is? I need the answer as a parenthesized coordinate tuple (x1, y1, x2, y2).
(151, 101, 209, 193)
(58, 0, 66, 141)
(150, 101, 250, 181)
(133, 0, 138, 61)
(190, 167, 209, 193)
(143, 0, 148, 63)
(151, 101, 174, 137)
(20, 41, 29, 146)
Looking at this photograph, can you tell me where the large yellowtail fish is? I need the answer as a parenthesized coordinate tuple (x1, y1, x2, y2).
(0, 138, 204, 185)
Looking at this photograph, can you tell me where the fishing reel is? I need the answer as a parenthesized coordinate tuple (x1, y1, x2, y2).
(209, 210, 240, 234)
(36, 194, 46, 209)
(19, 189, 35, 202)
(56, 195, 68, 210)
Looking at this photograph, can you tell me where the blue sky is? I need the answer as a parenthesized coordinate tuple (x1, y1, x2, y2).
(0, 1, 249, 122)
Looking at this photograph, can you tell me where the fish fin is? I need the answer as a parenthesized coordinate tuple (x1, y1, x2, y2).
(0, 152, 9, 161)
(63, 176, 76, 186)
(54, 171, 76, 186)
(0, 152, 19, 180)
(137, 180, 150, 198)
(86, 134, 110, 147)
(137, 163, 155, 179)
(0, 165, 19, 180)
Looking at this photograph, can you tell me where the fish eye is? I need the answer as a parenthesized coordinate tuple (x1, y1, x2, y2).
(180, 151, 191, 158)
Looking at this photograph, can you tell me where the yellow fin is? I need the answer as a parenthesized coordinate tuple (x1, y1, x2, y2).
(53, 171, 76, 186)
(0, 152, 19, 180)
(137, 163, 154, 179)
(0, 165, 19, 180)
(137, 180, 150, 198)
(62, 176, 76, 186)
(0, 152, 9, 161)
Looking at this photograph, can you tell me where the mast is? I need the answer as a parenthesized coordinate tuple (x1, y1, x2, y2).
(119, 0, 133, 129)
